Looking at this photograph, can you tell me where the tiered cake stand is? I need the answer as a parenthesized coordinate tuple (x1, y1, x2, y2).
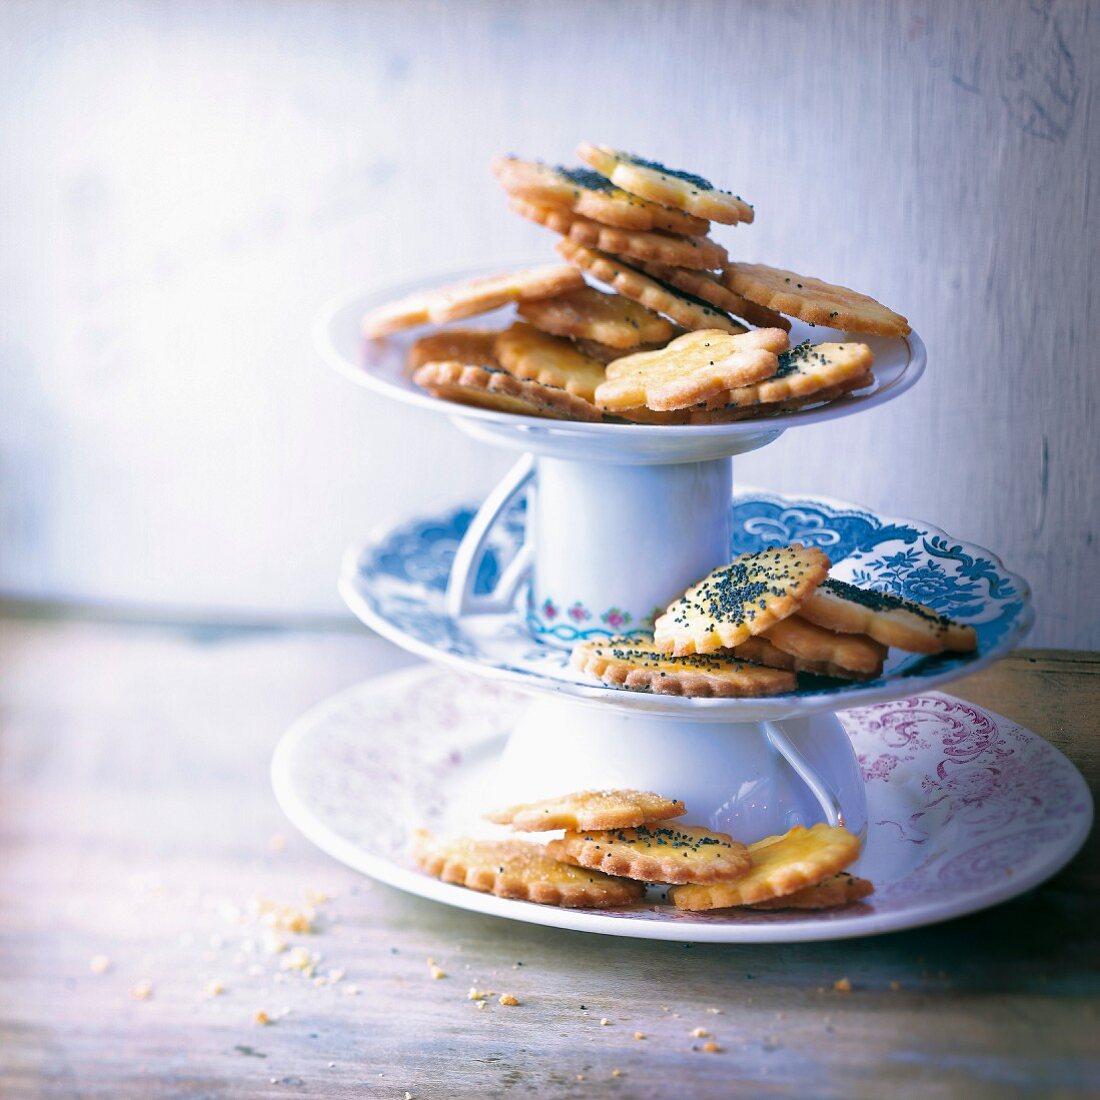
(272, 267, 1091, 943)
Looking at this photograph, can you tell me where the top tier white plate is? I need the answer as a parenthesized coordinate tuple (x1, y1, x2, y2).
(315, 264, 926, 463)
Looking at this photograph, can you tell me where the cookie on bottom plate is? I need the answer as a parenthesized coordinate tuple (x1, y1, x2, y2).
(411, 831, 644, 908)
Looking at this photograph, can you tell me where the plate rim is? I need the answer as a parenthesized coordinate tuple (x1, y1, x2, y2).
(314, 265, 927, 441)
(272, 667, 1093, 944)
(341, 486, 1035, 720)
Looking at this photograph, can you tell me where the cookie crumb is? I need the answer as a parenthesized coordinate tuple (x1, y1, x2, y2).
(429, 964, 446, 980)
(205, 979, 225, 997)
(634, 1031, 645, 1041)
(600, 1017, 610, 1026)
(253, 1009, 271, 1026)
(467, 987, 493, 1001)
(702, 1041, 721, 1053)
(691, 1027, 709, 1038)
(89, 955, 111, 975)
(129, 980, 153, 1001)
(889, 980, 901, 992)
(499, 993, 519, 1006)
(611, 1068, 623, 1078)
(833, 977, 852, 993)
(268, 834, 287, 852)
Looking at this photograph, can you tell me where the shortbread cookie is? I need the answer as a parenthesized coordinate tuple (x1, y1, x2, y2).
(411, 831, 645, 908)
(654, 545, 831, 656)
(556, 241, 745, 334)
(486, 789, 686, 833)
(407, 329, 501, 370)
(572, 635, 797, 697)
(361, 264, 584, 337)
(748, 872, 874, 910)
(518, 285, 676, 349)
(494, 323, 606, 402)
(572, 335, 679, 364)
(547, 825, 752, 885)
(578, 144, 754, 225)
(760, 615, 887, 677)
(413, 361, 602, 421)
(724, 262, 910, 336)
(700, 341, 875, 410)
(491, 157, 709, 235)
(730, 635, 877, 681)
(800, 578, 978, 654)
(640, 264, 790, 331)
(510, 197, 728, 271)
(670, 824, 862, 910)
(595, 329, 788, 413)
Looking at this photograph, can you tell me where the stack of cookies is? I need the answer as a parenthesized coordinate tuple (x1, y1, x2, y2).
(361, 143, 911, 425)
(572, 544, 977, 697)
(413, 788, 872, 913)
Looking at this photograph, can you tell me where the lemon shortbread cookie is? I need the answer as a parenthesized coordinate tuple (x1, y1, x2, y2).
(412, 361, 602, 421)
(724, 262, 910, 336)
(486, 789, 686, 833)
(556, 241, 746, 334)
(407, 329, 501, 370)
(578, 144, 754, 225)
(670, 824, 862, 910)
(411, 831, 644, 908)
(362, 264, 584, 337)
(547, 825, 752, 885)
(748, 871, 874, 910)
(760, 615, 887, 678)
(494, 323, 607, 402)
(654, 545, 831, 656)
(518, 285, 676, 349)
(641, 263, 790, 331)
(491, 156, 709, 235)
(572, 635, 797, 697)
(800, 578, 978, 654)
(595, 329, 788, 413)
(510, 197, 728, 272)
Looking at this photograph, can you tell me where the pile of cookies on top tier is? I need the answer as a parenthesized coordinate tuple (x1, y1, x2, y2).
(362, 143, 912, 425)
(573, 544, 977, 697)
(413, 789, 871, 913)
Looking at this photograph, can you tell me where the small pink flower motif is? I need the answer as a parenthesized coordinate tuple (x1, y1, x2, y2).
(568, 602, 591, 623)
(541, 599, 558, 621)
(601, 607, 632, 631)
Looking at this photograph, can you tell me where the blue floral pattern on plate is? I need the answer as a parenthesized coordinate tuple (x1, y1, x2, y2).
(341, 491, 1032, 718)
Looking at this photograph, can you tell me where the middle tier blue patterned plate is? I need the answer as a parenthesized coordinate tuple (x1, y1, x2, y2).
(340, 490, 1033, 721)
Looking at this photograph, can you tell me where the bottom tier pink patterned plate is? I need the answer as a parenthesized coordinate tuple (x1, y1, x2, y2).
(272, 667, 1092, 943)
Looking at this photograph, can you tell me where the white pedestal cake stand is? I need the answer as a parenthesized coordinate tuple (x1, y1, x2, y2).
(269, 267, 1090, 943)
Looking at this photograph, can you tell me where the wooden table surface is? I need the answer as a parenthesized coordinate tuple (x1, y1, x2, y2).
(0, 614, 1096, 1099)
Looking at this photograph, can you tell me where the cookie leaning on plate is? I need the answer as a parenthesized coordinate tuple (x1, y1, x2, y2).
(412, 361, 602, 421)
(572, 635, 797, 697)
(670, 824, 862, 909)
(724, 262, 910, 336)
(578, 143, 754, 225)
(548, 824, 752, 885)
(595, 329, 788, 413)
(640, 263, 790, 331)
(362, 264, 584, 337)
(800, 578, 977, 654)
(411, 831, 645, 908)
(760, 615, 887, 678)
(491, 156, 709, 236)
(748, 871, 874, 910)
(486, 789, 686, 832)
(654, 545, 831, 656)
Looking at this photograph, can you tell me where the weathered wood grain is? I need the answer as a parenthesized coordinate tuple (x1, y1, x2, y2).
(0, 0, 1096, 646)
(0, 616, 1096, 1098)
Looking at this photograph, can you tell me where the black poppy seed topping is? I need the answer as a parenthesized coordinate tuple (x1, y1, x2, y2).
(602, 825, 729, 852)
(776, 341, 829, 378)
(616, 258, 730, 318)
(557, 165, 617, 194)
(605, 644, 744, 672)
(821, 578, 956, 629)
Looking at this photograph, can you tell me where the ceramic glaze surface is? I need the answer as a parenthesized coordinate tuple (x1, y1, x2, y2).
(341, 490, 1033, 720)
(271, 668, 1092, 943)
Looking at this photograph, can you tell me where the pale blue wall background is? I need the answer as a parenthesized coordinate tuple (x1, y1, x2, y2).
(0, 0, 1096, 645)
